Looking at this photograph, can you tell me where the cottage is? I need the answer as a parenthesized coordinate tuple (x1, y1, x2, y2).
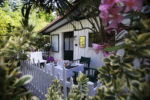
(38, 4, 105, 68)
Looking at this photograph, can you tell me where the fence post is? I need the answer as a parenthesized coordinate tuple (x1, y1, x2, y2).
(97, 80, 101, 88)
(47, 66, 52, 86)
(63, 66, 67, 100)
(57, 73, 60, 80)
(78, 71, 82, 77)
(38, 60, 40, 68)
(93, 80, 101, 95)
(52, 64, 55, 80)
(87, 81, 94, 96)
(70, 77, 73, 93)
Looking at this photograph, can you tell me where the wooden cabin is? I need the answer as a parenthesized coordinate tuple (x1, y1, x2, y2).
(38, 17, 106, 68)
(38, 2, 107, 68)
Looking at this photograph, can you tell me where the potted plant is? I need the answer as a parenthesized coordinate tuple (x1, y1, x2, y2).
(47, 56, 54, 63)
(44, 43, 51, 51)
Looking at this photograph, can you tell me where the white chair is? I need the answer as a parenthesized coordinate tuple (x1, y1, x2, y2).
(29, 51, 47, 64)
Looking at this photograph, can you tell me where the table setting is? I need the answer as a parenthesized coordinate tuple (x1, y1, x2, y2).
(45, 60, 84, 80)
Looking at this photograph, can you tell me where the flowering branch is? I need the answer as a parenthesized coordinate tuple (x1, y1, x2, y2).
(92, 0, 144, 57)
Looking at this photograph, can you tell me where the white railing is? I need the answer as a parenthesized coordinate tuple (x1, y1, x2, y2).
(20, 60, 101, 100)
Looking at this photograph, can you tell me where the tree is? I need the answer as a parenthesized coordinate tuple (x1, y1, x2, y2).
(0, 0, 55, 49)
(0, 0, 56, 100)
(21, 0, 74, 13)
(29, 8, 55, 32)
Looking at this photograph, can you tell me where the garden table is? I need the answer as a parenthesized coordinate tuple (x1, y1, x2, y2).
(45, 63, 84, 80)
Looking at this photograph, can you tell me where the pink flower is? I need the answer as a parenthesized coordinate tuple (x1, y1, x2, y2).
(101, 0, 120, 6)
(108, 13, 124, 28)
(99, 4, 123, 28)
(107, 5, 124, 28)
(122, 0, 143, 12)
(92, 43, 103, 54)
(99, 4, 110, 12)
(100, 11, 110, 25)
(103, 51, 110, 57)
(99, 4, 111, 26)
(99, 10, 109, 19)
(99, 0, 121, 14)
(92, 43, 113, 57)
(109, 5, 123, 14)
(102, 18, 110, 26)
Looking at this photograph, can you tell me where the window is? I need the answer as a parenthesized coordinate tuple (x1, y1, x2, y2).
(89, 33, 100, 47)
(51, 34, 59, 52)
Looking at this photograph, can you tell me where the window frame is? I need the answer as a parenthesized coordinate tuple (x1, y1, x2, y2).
(88, 32, 99, 47)
(51, 34, 59, 52)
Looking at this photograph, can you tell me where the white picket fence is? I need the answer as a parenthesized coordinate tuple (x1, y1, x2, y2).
(20, 60, 101, 100)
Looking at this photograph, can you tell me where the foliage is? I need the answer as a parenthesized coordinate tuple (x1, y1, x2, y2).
(0, 4, 21, 43)
(0, 21, 39, 100)
(0, 0, 55, 48)
(21, 0, 74, 14)
(0, 24, 36, 63)
(46, 78, 63, 100)
(67, 73, 88, 100)
(0, 7, 15, 35)
(95, 3, 150, 99)
(46, 72, 89, 100)
(0, 0, 55, 62)
(0, 63, 33, 100)
(29, 9, 55, 32)
(0, 0, 54, 100)
(0, 1, 48, 99)
(96, 33, 150, 100)
(0, 0, 23, 35)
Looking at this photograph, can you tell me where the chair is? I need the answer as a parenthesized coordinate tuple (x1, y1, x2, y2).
(73, 67, 99, 84)
(72, 56, 91, 68)
(84, 67, 99, 83)
(28, 52, 47, 67)
(80, 56, 91, 68)
(72, 56, 91, 84)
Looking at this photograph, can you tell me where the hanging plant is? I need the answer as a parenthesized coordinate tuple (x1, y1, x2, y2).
(44, 43, 51, 51)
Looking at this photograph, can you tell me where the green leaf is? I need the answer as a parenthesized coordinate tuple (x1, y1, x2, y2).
(104, 44, 126, 52)
(103, 58, 111, 64)
(13, 91, 30, 100)
(104, 96, 115, 100)
(14, 75, 32, 87)
(137, 33, 150, 43)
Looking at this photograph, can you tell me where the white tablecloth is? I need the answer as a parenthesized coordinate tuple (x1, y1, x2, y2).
(45, 63, 84, 80)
